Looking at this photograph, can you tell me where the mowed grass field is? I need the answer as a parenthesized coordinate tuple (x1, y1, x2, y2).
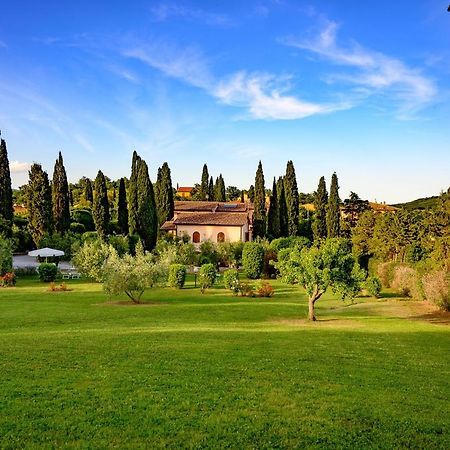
(1, 276, 449, 449)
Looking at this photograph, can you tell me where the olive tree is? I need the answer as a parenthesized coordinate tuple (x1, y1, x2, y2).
(276, 238, 364, 321)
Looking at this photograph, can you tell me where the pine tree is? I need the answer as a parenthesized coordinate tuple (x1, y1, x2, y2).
(84, 178, 93, 203)
(200, 164, 209, 200)
(52, 151, 71, 234)
(253, 161, 266, 238)
(136, 158, 158, 250)
(267, 177, 280, 238)
(117, 177, 128, 234)
(155, 162, 174, 226)
(93, 170, 110, 239)
(327, 172, 341, 238)
(208, 176, 215, 201)
(26, 163, 53, 246)
(277, 176, 288, 237)
(313, 176, 328, 241)
(215, 174, 226, 202)
(0, 138, 14, 236)
(128, 151, 139, 234)
(284, 160, 299, 236)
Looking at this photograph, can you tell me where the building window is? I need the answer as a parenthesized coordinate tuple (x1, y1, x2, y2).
(217, 232, 225, 243)
(193, 231, 200, 243)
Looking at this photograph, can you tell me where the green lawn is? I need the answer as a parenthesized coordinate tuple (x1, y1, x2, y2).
(1, 276, 449, 449)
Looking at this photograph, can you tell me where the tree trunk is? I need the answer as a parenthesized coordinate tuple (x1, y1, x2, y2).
(308, 298, 317, 321)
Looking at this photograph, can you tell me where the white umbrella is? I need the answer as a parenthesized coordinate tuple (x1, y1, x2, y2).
(28, 247, 65, 259)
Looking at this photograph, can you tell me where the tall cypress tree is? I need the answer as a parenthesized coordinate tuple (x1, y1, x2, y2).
(155, 162, 174, 226)
(277, 176, 288, 237)
(136, 158, 158, 250)
(26, 163, 53, 246)
(253, 161, 266, 238)
(284, 160, 299, 236)
(215, 174, 226, 202)
(0, 138, 14, 236)
(248, 185, 255, 203)
(200, 164, 209, 200)
(93, 170, 110, 239)
(313, 176, 328, 241)
(208, 176, 215, 201)
(267, 177, 280, 238)
(117, 177, 128, 234)
(128, 151, 139, 234)
(84, 178, 93, 203)
(327, 172, 341, 238)
(52, 151, 71, 234)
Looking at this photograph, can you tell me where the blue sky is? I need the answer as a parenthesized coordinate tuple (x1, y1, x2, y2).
(1, 0, 449, 203)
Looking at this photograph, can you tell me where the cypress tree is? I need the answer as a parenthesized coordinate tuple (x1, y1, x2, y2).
(200, 164, 209, 200)
(128, 151, 139, 234)
(26, 163, 53, 246)
(253, 161, 266, 238)
(277, 176, 288, 237)
(0, 138, 14, 236)
(215, 174, 226, 202)
(208, 176, 215, 201)
(248, 185, 255, 203)
(327, 172, 341, 238)
(313, 176, 328, 241)
(136, 158, 158, 250)
(84, 178, 93, 203)
(284, 160, 299, 236)
(93, 170, 110, 239)
(69, 188, 74, 207)
(155, 162, 174, 226)
(117, 177, 129, 234)
(267, 177, 280, 238)
(52, 151, 71, 234)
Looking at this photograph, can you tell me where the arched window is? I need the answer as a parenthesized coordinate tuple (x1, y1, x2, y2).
(193, 231, 200, 243)
(217, 232, 225, 243)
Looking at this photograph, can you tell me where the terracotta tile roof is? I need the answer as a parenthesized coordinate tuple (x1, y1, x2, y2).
(369, 202, 399, 212)
(160, 221, 176, 230)
(174, 201, 251, 212)
(177, 187, 193, 193)
(173, 212, 249, 226)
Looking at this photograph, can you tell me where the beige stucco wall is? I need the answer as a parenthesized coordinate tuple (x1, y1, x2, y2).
(176, 223, 249, 244)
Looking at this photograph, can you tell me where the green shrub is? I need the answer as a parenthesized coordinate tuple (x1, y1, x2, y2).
(254, 280, 274, 297)
(199, 263, 216, 293)
(376, 261, 397, 287)
(71, 209, 94, 231)
(81, 231, 99, 243)
(41, 232, 79, 260)
(70, 222, 86, 234)
(392, 265, 422, 299)
(422, 270, 450, 311)
(263, 249, 278, 278)
(12, 228, 33, 253)
(242, 242, 264, 279)
(108, 235, 129, 256)
(0, 239, 13, 276)
(223, 269, 239, 294)
(0, 272, 16, 287)
(199, 240, 218, 266)
(364, 276, 382, 298)
(38, 263, 58, 282)
(168, 264, 187, 289)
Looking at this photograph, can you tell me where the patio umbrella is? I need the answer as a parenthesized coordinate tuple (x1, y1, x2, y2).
(28, 247, 65, 262)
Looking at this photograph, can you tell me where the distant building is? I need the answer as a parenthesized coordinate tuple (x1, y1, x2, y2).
(176, 186, 194, 199)
(161, 201, 253, 244)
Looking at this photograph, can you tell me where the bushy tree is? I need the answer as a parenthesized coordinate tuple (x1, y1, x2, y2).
(326, 172, 341, 238)
(253, 161, 266, 238)
(313, 176, 328, 241)
(226, 186, 241, 201)
(52, 152, 71, 234)
(93, 170, 110, 239)
(242, 242, 265, 279)
(0, 238, 13, 275)
(276, 238, 364, 320)
(284, 160, 299, 236)
(0, 138, 14, 236)
(199, 263, 216, 293)
(117, 178, 129, 234)
(26, 163, 53, 246)
(168, 264, 187, 289)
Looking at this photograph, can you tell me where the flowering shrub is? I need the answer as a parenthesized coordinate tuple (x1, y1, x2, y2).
(223, 269, 239, 291)
(0, 272, 16, 287)
(392, 265, 422, 299)
(199, 263, 216, 293)
(376, 262, 396, 287)
(422, 270, 450, 311)
(168, 264, 187, 289)
(254, 280, 274, 298)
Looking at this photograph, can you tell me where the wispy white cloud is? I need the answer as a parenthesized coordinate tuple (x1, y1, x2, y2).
(150, 3, 234, 27)
(124, 41, 347, 120)
(9, 161, 31, 173)
(282, 20, 436, 117)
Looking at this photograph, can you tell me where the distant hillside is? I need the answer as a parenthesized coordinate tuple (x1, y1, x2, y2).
(393, 196, 440, 211)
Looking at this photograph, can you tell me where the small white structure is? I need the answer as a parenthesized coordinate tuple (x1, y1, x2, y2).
(28, 248, 65, 258)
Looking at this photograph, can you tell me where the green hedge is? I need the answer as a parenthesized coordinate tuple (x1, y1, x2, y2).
(242, 242, 265, 279)
(38, 263, 58, 282)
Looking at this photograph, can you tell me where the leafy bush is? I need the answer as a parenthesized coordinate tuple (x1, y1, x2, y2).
(0, 272, 16, 287)
(242, 242, 265, 279)
(237, 281, 255, 297)
(263, 249, 278, 278)
(199, 240, 218, 266)
(392, 265, 422, 299)
(0, 239, 13, 276)
(422, 270, 450, 311)
(254, 280, 274, 297)
(73, 240, 117, 282)
(168, 264, 187, 289)
(217, 242, 244, 268)
(199, 263, 216, 293)
(154, 240, 198, 267)
(71, 209, 95, 231)
(41, 232, 79, 260)
(70, 222, 86, 234)
(270, 236, 310, 252)
(38, 263, 58, 282)
(376, 261, 397, 288)
(364, 276, 382, 298)
(108, 235, 129, 256)
(223, 269, 239, 294)
(12, 228, 33, 253)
